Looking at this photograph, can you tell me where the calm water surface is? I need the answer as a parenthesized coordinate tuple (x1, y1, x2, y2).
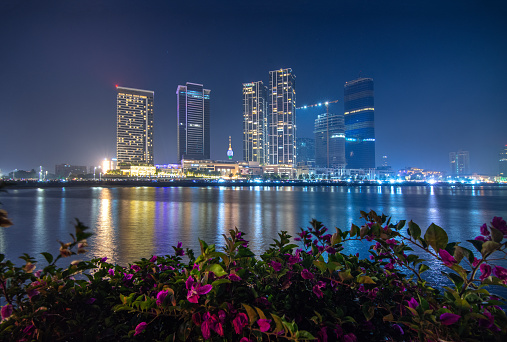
(1, 185, 507, 285)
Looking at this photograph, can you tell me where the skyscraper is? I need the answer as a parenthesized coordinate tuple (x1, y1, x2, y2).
(344, 78, 375, 169)
(268, 68, 296, 165)
(116, 86, 154, 165)
(243, 81, 267, 164)
(314, 112, 346, 168)
(176, 83, 211, 161)
(500, 145, 507, 177)
(449, 150, 470, 176)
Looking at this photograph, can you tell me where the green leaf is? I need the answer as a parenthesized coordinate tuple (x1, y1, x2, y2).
(490, 227, 504, 243)
(419, 264, 430, 274)
(339, 269, 354, 282)
(206, 264, 227, 277)
(40, 252, 53, 264)
(357, 275, 376, 284)
(350, 224, 360, 237)
(236, 246, 255, 258)
(362, 304, 375, 321)
(481, 241, 501, 256)
(255, 306, 267, 320)
(211, 279, 231, 287)
(408, 220, 421, 240)
(424, 223, 448, 253)
(295, 330, 316, 340)
(270, 313, 285, 334)
(242, 304, 258, 325)
(467, 239, 484, 253)
(396, 220, 406, 230)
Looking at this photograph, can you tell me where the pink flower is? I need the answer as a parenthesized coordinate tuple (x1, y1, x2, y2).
(192, 312, 202, 326)
(343, 333, 357, 342)
(257, 318, 271, 332)
(239, 338, 251, 342)
(439, 249, 456, 267)
(23, 324, 35, 335)
(100, 257, 108, 262)
(480, 264, 492, 281)
(186, 279, 213, 303)
(313, 284, 324, 298)
(407, 297, 419, 309)
(156, 289, 169, 306)
(494, 266, 507, 283)
(480, 224, 490, 236)
(473, 257, 481, 267)
(440, 313, 460, 325)
(108, 269, 114, 276)
(301, 269, 314, 280)
(134, 322, 147, 336)
(1, 304, 13, 320)
(229, 273, 241, 282)
(233, 313, 248, 334)
(150, 255, 157, 262)
(34, 270, 42, 278)
(130, 265, 141, 272)
(201, 319, 211, 339)
(270, 261, 282, 272)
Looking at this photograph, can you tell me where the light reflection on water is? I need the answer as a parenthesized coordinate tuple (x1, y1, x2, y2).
(1, 185, 507, 287)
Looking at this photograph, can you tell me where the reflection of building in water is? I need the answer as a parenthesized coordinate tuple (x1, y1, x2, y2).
(92, 188, 116, 262)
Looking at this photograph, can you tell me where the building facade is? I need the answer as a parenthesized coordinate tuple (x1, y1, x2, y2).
(243, 81, 268, 164)
(268, 68, 296, 165)
(296, 137, 315, 166)
(176, 83, 211, 161)
(344, 78, 375, 169)
(500, 145, 507, 178)
(55, 164, 88, 178)
(449, 150, 470, 176)
(314, 112, 346, 168)
(116, 86, 154, 165)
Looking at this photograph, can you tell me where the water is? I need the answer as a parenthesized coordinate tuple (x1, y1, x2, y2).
(1, 185, 507, 276)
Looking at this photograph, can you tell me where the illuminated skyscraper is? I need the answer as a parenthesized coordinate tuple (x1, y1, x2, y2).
(116, 86, 154, 165)
(268, 68, 296, 165)
(314, 112, 346, 168)
(243, 81, 267, 163)
(500, 145, 507, 177)
(449, 150, 470, 176)
(176, 83, 211, 161)
(344, 78, 375, 169)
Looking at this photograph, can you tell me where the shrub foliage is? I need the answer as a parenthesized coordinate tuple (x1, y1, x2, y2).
(1, 210, 507, 341)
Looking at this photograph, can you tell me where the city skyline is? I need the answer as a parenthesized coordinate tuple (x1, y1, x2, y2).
(1, 1, 506, 175)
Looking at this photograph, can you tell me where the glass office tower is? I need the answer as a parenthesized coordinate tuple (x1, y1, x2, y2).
(344, 78, 375, 169)
(314, 112, 346, 168)
(116, 86, 154, 165)
(176, 83, 211, 161)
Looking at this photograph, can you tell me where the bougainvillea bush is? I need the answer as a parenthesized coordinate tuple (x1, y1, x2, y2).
(1, 210, 507, 341)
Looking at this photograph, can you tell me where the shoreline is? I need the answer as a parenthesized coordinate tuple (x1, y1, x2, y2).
(3, 179, 507, 190)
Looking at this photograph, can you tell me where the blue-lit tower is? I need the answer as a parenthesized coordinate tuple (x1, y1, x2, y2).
(344, 78, 375, 169)
(176, 82, 211, 161)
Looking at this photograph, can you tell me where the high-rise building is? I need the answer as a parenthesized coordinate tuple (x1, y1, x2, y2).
(243, 81, 267, 164)
(499, 145, 507, 177)
(296, 137, 315, 167)
(314, 112, 346, 168)
(116, 86, 154, 165)
(268, 68, 296, 165)
(449, 150, 470, 176)
(344, 78, 375, 169)
(176, 83, 211, 161)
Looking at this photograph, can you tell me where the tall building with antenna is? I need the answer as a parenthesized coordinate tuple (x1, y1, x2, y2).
(243, 81, 267, 163)
(116, 86, 154, 165)
(268, 68, 296, 165)
(176, 82, 211, 161)
(344, 77, 375, 169)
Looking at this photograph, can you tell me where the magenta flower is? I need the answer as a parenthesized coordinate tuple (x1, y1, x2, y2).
(86, 297, 96, 305)
(287, 255, 300, 265)
(150, 255, 157, 262)
(440, 313, 461, 325)
(134, 322, 147, 336)
(108, 269, 114, 276)
(313, 284, 324, 298)
(343, 333, 357, 342)
(393, 324, 404, 335)
(123, 273, 133, 281)
(186, 277, 212, 303)
(130, 265, 141, 272)
(493, 266, 507, 283)
(491, 217, 507, 235)
(192, 312, 202, 326)
(201, 319, 211, 339)
(229, 273, 241, 282)
(475, 235, 487, 241)
(233, 313, 248, 334)
(407, 297, 419, 309)
(239, 338, 251, 342)
(1, 304, 13, 320)
(439, 249, 457, 267)
(34, 270, 42, 278)
(175, 242, 185, 256)
(23, 324, 35, 335)
(270, 261, 282, 272)
(473, 257, 481, 267)
(480, 224, 490, 236)
(480, 264, 492, 281)
(156, 289, 169, 306)
(100, 257, 108, 262)
(257, 318, 271, 332)
(301, 269, 314, 280)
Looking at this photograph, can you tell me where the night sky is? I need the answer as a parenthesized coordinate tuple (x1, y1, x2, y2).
(1, 0, 506, 175)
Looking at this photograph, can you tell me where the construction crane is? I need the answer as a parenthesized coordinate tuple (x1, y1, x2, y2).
(296, 100, 339, 169)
